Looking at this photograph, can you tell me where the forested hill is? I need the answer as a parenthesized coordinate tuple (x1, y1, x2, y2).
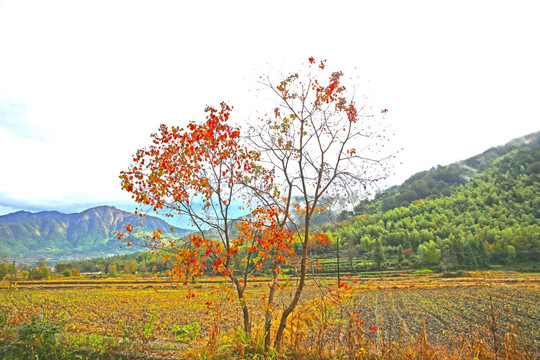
(353, 131, 540, 216)
(323, 135, 540, 269)
(0, 205, 189, 263)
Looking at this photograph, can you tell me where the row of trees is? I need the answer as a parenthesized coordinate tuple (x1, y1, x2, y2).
(55, 252, 174, 276)
(0, 257, 51, 280)
(0, 255, 160, 280)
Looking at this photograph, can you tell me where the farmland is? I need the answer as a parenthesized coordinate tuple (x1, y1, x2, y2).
(1, 272, 539, 359)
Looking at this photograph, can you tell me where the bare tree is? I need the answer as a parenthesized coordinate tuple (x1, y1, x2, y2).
(248, 57, 393, 349)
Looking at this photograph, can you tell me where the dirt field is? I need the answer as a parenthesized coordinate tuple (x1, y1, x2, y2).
(1, 272, 538, 358)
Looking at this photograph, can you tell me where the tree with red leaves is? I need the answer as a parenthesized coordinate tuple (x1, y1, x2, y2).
(119, 57, 391, 351)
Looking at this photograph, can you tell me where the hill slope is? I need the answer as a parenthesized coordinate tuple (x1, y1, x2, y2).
(352, 131, 540, 216)
(0, 205, 189, 262)
(323, 134, 540, 269)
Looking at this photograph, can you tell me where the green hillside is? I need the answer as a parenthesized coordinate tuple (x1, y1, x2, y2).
(352, 131, 540, 216)
(321, 136, 540, 270)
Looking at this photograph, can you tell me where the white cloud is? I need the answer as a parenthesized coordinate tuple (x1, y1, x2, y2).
(0, 0, 538, 215)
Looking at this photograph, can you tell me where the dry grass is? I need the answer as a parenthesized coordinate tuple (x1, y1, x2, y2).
(1, 272, 538, 359)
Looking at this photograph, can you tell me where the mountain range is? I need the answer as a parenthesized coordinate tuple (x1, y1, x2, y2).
(0, 205, 189, 263)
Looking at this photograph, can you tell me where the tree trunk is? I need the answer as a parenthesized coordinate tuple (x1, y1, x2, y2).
(273, 238, 309, 350)
(232, 276, 251, 336)
(263, 260, 279, 352)
(8, 261, 15, 291)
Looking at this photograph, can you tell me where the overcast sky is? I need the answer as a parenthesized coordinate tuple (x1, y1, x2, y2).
(0, 0, 539, 217)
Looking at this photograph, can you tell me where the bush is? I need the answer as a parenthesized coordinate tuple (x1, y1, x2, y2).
(399, 260, 410, 267)
(16, 315, 64, 358)
(62, 269, 72, 277)
(171, 322, 201, 342)
(28, 266, 50, 280)
(441, 270, 464, 278)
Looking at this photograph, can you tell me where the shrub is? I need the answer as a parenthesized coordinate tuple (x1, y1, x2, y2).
(17, 315, 64, 358)
(62, 269, 72, 277)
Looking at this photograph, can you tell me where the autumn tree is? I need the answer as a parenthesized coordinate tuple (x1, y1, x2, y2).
(248, 57, 391, 349)
(119, 57, 391, 351)
(119, 102, 292, 336)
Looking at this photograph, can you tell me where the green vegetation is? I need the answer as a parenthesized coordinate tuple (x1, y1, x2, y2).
(322, 141, 540, 271)
(56, 252, 174, 276)
(352, 130, 540, 216)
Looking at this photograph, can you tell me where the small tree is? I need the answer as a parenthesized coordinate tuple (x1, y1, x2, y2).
(62, 269, 72, 277)
(119, 57, 391, 351)
(28, 266, 49, 280)
(55, 262, 73, 274)
(0, 260, 9, 280)
(108, 264, 117, 276)
(418, 240, 441, 266)
(371, 240, 385, 269)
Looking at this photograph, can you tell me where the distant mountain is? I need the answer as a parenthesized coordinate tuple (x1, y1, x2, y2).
(0, 210, 65, 224)
(0, 205, 190, 263)
(352, 131, 540, 216)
